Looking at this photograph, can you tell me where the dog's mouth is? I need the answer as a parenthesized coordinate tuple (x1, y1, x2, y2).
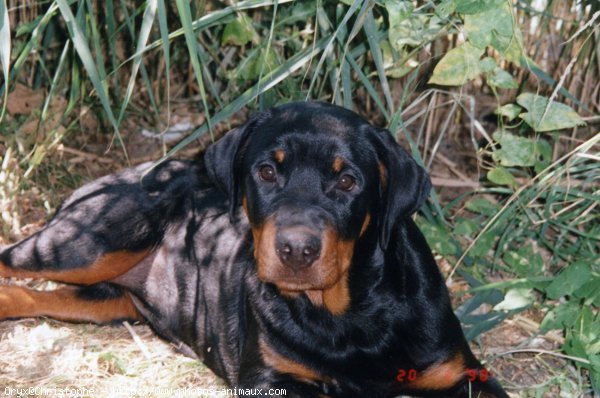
(250, 219, 355, 308)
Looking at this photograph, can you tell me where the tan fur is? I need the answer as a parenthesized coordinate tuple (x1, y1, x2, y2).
(0, 249, 150, 285)
(0, 285, 142, 323)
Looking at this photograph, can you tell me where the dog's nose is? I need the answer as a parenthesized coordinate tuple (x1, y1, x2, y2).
(275, 227, 321, 270)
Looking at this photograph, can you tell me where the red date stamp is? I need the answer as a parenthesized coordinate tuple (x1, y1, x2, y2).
(396, 368, 418, 382)
(466, 368, 492, 382)
(396, 368, 493, 383)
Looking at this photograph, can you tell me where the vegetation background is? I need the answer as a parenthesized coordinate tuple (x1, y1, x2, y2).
(0, 0, 598, 397)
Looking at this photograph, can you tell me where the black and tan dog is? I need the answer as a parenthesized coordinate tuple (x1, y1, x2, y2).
(0, 102, 508, 397)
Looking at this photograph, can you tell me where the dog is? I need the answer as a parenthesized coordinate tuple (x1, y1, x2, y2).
(0, 102, 508, 397)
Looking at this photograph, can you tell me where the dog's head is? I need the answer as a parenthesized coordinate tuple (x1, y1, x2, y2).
(205, 102, 430, 311)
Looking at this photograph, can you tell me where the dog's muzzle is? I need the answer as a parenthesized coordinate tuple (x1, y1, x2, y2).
(275, 226, 322, 270)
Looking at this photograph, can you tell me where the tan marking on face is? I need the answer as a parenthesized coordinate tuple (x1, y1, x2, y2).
(304, 290, 324, 306)
(279, 290, 301, 299)
(252, 219, 281, 282)
(298, 229, 354, 315)
(306, 272, 350, 315)
(242, 195, 249, 217)
(274, 150, 286, 163)
(253, 223, 353, 289)
(333, 157, 344, 173)
(252, 221, 354, 315)
(407, 352, 465, 390)
(379, 162, 388, 190)
(323, 273, 350, 315)
(359, 213, 371, 237)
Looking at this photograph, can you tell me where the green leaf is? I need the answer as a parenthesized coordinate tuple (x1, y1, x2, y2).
(492, 133, 551, 170)
(118, 0, 157, 124)
(491, 131, 537, 167)
(15, 15, 42, 37)
(429, 42, 484, 86)
(503, 244, 544, 277)
(176, 0, 213, 136)
(487, 67, 518, 89)
(56, 0, 125, 157)
(461, 311, 508, 341)
(455, 0, 504, 14)
(494, 103, 522, 121)
(464, 2, 513, 49)
(573, 276, 600, 306)
(84, 0, 107, 88)
(540, 301, 581, 332)
(564, 308, 600, 369)
(387, 0, 442, 49)
(307, 2, 368, 105)
(578, 307, 600, 349)
(346, 47, 390, 120)
(546, 262, 592, 299)
(454, 218, 478, 237)
(416, 220, 460, 256)
(534, 138, 552, 173)
(494, 288, 534, 311)
(117, 1, 158, 119)
(487, 167, 516, 187)
(381, 41, 415, 78)
(492, 34, 521, 62)
(434, 0, 456, 18)
(517, 93, 586, 132)
(235, 47, 278, 80)
(465, 197, 499, 216)
(469, 230, 497, 258)
(364, 10, 394, 114)
(479, 57, 496, 73)
(386, 0, 413, 20)
(481, 58, 519, 91)
(564, 330, 589, 362)
(40, 41, 70, 122)
(491, 27, 524, 64)
(222, 13, 254, 46)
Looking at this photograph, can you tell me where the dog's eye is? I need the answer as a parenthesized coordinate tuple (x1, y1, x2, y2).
(258, 165, 277, 182)
(335, 175, 356, 191)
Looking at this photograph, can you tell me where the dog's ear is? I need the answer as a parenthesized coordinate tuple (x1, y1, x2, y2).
(368, 127, 431, 250)
(205, 113, 265, 216)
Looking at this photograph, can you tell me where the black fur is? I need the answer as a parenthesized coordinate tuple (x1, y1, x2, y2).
(0, 102, 508, 398)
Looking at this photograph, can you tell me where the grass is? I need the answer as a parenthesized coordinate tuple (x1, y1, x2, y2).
(0, 1, 598, 396)
(0, 319, 223, 397)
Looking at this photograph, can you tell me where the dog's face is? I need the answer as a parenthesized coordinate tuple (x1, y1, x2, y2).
(240, 109, 377, 292)
(206, 102, 431, 299)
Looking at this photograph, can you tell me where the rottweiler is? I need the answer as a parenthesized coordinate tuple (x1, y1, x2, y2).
(0, 102, 509, 397)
